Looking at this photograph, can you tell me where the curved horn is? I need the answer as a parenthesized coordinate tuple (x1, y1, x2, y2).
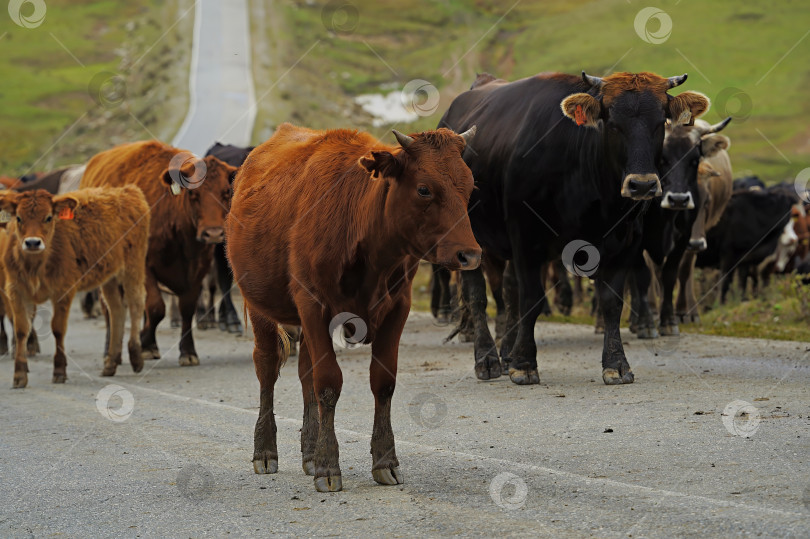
(667, 73, 688, 88)
(581, 70, 604, 89)
(697, 116, 732, 136)
(392, 130, 414, 148)
(459, 125, 477, 144)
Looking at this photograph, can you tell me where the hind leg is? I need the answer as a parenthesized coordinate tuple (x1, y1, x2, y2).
(122, 272, 145, 373)
(297, 332, 317, 475)
(100, 280, 126, 376)
(50, 296, 73, 383)
(141, 272, 164, 359)
(249, 309, 284, 475)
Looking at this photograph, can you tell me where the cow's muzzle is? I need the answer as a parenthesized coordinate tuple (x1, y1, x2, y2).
(23, 237, 45, 252)
(198, 227, 225, 244)
(661, 191, 695, 210)
(456, 249, 482, 270)
(688, 238, 707, 251)
(621, 174, 662, 200)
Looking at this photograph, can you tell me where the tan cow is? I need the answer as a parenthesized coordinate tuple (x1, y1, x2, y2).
(0, 186, 150, 388)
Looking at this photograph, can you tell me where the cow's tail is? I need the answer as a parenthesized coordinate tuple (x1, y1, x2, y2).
(277, 324, 291, 370)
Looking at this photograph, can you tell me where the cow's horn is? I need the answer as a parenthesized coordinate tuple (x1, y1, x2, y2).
(581, 71, 604, 89)
(697, 116, 732, 136)
(667, 74, 688, 88)
(459, 125, 477, 144)
(392, 130, 414, 148)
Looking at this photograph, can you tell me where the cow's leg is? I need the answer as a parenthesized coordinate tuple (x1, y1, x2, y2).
(297, 332, 317, 475)
(598, 264, 634, 384)
(484, 256, 507, 342)
(178, 289, 201, 366)
(26, 322, 40, 356)
(504, 235, 543, 384)
(431, 265, 452, 323)
(461, 266, 500, 380)
(498, 261, 519, 365)
(660, 241, 688, 336)
(676, 251, 700, 323)
(141, 272, 164, 359)
(122, 270, 145, 373)
(370, 298, 408, 486)
(298, 299, 343, 492)
(169, 295, 181, 328)
(99, 280, 125, 376)
(215, 243, 242, 335)
(553, 260, 574, 316)
(284, 324, 300, 357)
(632, 261, 658, 339)
(0, 312, 7, 356)
(9, 295, 31, 388)
(249, 309, 284, 475)
(50, 296, 73, 383)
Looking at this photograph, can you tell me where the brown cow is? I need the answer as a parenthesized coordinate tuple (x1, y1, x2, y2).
(0, 187, 149, 388)
(81, 140, 237, 366)
(227, 124, 480, 492)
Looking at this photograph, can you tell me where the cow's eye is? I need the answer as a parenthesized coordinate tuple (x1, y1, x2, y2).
(417, 185, 431, 198)
(44, 215, 53, 223)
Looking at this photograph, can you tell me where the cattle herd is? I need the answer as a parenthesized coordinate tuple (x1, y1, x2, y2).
(1, 70, 808, 493)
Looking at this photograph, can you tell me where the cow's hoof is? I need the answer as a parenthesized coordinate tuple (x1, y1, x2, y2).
(100, 364, 117, 377)
(253, 455, 278, 474)
(218, 320, 227, 331)
(302, 460, 315, 476)
(509, 367, 540, 385)
(372, 466, 403, 486)
(141, 347, 160, 360)
(314, 475, 343, 492)
(12, 372, 28, 388)
(179, 354, 199, 367)
(228, 323, 243, 336)
(659, 324, 680, 337)
(170, 319, 181, 329)
(52, 373, 67, 383)
(474, 352, 502, 380)
(602, 368, 635, 385)
(636, 326, 659, 339)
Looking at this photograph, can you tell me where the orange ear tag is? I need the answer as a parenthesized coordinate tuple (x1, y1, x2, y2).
(58, 207, 74, 220)
(574, 105, 587, 126)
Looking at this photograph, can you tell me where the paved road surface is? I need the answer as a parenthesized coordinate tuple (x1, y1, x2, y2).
(171, 0, 255, 155)
(1, 298, 808, 537)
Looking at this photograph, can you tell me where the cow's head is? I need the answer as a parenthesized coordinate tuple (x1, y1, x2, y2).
(561, 71, 710, 200)
(660, 117, 731, 211)
(358, 127, 482, 270)
(161, 153, 237, 244)
(688, 162, 721, 251)
(0, 189, 78, 255)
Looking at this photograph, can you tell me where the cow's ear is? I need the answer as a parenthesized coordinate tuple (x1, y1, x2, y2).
(53, 195, 79, 215)
(667, 91, 710, 125)
(560, 93, 601, 128)
(701, 134, 730, 158)
(358, 150, 404, 180)
(161, 156, 199, 190)
(0, 192, 19, 226)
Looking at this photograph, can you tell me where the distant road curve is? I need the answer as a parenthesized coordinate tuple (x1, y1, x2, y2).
(172, 0, 256, 155)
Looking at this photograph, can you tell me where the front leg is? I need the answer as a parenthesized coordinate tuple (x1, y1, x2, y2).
(50, 296, 73, 383)
(369, 297, 409, 486)
(460, 266, 501, 380)
(659, 237, 689, 336)
(140, 272, 164, 359)
(178, 287, 202, 366)
(7, 291, 32, 388)
(598, 266, 635, 385)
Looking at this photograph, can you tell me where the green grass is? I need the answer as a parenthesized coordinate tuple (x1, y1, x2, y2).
(250, 0, 810, 182)
(0, 0, 193, 175)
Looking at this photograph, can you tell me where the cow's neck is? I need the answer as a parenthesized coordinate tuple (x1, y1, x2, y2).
(355, 178, 410, 272)
(12, 246, 50, 292)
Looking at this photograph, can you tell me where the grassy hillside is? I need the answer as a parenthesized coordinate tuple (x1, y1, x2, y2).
(0, 0, 194, 175)
(249, 0, 810, 182)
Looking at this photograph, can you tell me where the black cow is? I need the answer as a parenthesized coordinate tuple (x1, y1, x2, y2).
(696, 188, 796, 302)
(732, 175, 765, 191)
(439, 71, 709, 385)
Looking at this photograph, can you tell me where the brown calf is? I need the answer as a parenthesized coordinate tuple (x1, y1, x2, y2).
(227, 124, 480, 492)
(0, 186, 149, 388)
(81, 141, 237, 366)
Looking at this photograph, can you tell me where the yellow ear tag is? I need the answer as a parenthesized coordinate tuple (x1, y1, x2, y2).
(0, 210, 11, 223)
(170, 182, 182, 195)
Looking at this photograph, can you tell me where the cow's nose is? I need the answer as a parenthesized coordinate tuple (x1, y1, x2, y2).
(199, 227, 225, 244)
(457, 249, 482, 270)
(23, 237, 44, 251)
(622, 174, 662, 200)
(661, 192, 694, 210)
(688, 238, 707, 251)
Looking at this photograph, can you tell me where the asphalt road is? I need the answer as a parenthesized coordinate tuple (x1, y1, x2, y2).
(171, 0, 255, 155)
(0, 296, 808, 538)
